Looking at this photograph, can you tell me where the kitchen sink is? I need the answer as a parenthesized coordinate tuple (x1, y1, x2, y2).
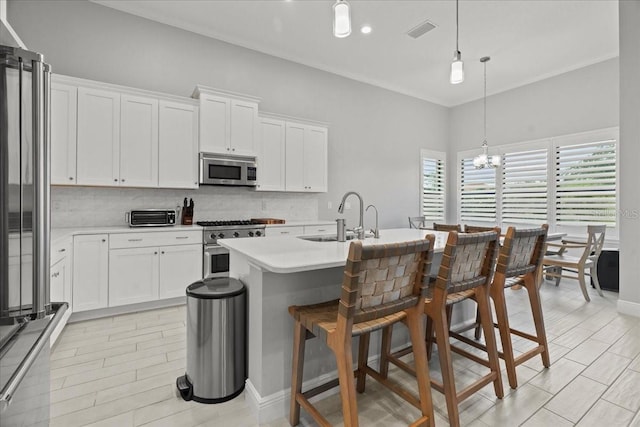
(298, 234, 356, 242)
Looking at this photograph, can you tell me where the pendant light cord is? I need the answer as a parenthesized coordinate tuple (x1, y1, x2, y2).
(456, 0, 459, 53)
(483, 60, 487, 142)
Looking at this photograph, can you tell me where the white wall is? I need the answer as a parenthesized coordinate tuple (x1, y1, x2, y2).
(618, 0, 640, 316)
(447, 58, 619, 223)
(8, 0, 449, 230)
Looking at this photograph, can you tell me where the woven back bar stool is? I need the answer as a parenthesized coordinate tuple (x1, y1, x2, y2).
(381, 230, 503, 427)
(453, 226, 550, 390)
(463, 224, 496, 233)
(432, 223, 462, 232)
(288, 236, 437, 427)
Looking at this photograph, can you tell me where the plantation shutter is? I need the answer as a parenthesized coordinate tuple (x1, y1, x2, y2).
(421, 155, 445, 221)
(501, 148, 548, 223)
(459, 157, 496, 223)
(555, 139, 617, 226)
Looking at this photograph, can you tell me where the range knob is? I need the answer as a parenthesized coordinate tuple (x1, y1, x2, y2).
(248, 231, 254, 237)
(218, 233, 225, 239)
(233, 232, 240, 238)
(209, 233, 216, 240)
(256, 231, 262, 237)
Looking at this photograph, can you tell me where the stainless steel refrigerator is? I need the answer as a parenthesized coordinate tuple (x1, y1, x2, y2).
(0, 45, 67, 426)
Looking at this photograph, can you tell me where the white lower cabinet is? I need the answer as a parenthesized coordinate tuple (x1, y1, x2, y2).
(108, 234, 202, 306)
(73, 234, 109, 312)
(159, 244, 202, 299)
(109, 247, 160, 307)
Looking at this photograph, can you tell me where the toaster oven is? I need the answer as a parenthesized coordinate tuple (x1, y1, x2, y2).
(126, 209, 176, 227)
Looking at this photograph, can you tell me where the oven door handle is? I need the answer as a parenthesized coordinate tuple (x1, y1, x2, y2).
(0, 302, 68, 413)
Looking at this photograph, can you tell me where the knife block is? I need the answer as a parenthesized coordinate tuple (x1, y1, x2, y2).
(182, 209, 193, 225)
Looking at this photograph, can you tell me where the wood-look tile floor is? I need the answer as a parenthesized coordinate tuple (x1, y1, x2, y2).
(50, 280, 640, 427)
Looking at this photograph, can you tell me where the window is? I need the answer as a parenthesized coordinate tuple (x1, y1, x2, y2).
(502, 147, 548, 224)
(555, 135, 617, 226)
(420, 150, 446, 222)
(457, 127, 618, 236)
(459, 157, 496, 223)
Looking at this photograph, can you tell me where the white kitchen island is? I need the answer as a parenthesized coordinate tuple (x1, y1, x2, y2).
(219, 228, 456, 423)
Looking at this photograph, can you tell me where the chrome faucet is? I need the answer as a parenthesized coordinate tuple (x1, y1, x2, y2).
(366, 204, 380, 238)
(338, 191, 365, 239)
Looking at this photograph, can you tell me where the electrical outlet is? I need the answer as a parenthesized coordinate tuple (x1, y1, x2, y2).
(328, 201, 333, 209)
(345, 202, 351, 209)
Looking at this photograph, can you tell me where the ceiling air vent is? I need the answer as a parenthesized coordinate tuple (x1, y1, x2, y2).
(406, 20, 437, 39)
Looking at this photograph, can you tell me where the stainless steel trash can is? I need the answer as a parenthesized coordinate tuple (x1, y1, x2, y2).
(176, 277, 246, 403)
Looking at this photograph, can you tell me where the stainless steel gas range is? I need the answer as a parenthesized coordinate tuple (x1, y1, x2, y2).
(197, 220, 266, 278)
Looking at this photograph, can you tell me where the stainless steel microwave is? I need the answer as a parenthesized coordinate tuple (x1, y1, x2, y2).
(199, 153, 257, 187)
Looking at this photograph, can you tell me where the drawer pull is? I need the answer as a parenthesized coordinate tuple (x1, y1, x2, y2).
(281, 231, 290, 234)
(316, 229, 326, 232)
(128, 238, 143, 242)
(58, 248, 66, 253)
(51, 272, 60, 278)
(175, 236, 189, 239)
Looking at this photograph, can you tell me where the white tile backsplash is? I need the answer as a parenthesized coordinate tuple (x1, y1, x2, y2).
(51, 186, 319, 228)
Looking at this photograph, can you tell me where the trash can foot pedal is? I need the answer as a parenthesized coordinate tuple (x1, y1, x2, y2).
(176, 375, 193, 401)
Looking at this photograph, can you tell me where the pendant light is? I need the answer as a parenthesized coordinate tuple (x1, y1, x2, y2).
(473, 56, 500, 169)
(333, 0, 351, 38)
(450, 0, 464, 84)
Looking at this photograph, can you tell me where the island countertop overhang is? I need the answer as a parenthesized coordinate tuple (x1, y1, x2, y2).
(218, 228, 451, 274)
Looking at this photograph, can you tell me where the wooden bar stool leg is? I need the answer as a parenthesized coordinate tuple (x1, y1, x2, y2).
(476, 286, 504, 399)
(406, 308, 435, 427)
(473, 306, 482, 340)
(491, 284, 517, 389)
(379, 326, 392, 378)
(524, 275, 550, 368)
(333, 335, 359, 427)
(425, 315, 434, 361)
(290, 320, 307, 426)
(432, 305, 460, 427)
(356, 332, 370, 393)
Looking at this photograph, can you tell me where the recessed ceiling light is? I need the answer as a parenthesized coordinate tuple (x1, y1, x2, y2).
(361, 25, 372, 34)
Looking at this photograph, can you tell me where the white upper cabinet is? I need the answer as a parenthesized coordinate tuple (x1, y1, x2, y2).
(50, 82, 77, 185)
(76, 87, 121, 186)
(230, 100, 259, 156)
(159, 100, 199, 189)
(285, 123, 306, 192)
(284, 121, 328, 193)
(303, 125, 328, 192)
(193, 86, 260, 156)
(120, 94, 159, 187)
(257, 117, 286, 191)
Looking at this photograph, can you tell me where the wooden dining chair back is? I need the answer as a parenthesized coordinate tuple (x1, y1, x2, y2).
(408, 216, 428, 229)
(542, 225, 606, 301)
(454, 226, 550, 390)
(433, 222, 462, 232)
(288, 236, 437, 427)
(380, 230, 503, 427)
(464, 224, 496, 233)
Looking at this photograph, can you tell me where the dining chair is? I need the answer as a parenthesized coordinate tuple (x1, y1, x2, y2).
(541, 225, 606, 301)
(288, 236, 437, 427)
(452, 225, 550, 390)
(380, 229, 503, 427)
(432, 222, 462, 232)
(408, 216, 428, 229)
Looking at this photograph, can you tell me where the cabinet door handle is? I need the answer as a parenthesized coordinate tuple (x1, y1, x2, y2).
(121, 179, 125, 182)
(128, 238, 143, 242)
(232, 148, 235, 151)
(154, 251, 158, 255)
(114, 179, 118, 182)
(69, 177, 74, 181)
(161, 251, 165, 254)
(51, 272, 59, 278)
(102, 239, 106, 242)
(58, 248, 66, 253)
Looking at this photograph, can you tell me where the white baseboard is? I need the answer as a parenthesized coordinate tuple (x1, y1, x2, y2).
(617, 298, 640, 318)
(69, 297, 185, 323)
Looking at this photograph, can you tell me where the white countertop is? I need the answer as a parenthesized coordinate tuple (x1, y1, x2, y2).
(218, 228, 451, 274)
